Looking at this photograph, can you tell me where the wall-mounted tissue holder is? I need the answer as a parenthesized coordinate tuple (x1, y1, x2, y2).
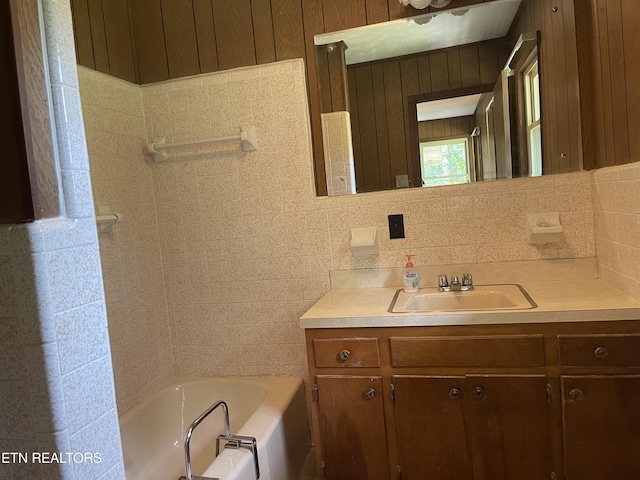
(526, 212, 563, 244)
(351, 227, 379, 255)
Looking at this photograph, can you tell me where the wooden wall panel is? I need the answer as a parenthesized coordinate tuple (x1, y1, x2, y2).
(271, 0, 305, 61)
(323, 0, 367, 33)
(366, 0, 390, 24)
(251, 0, 275, 65)
(212, 0, 256, 70)
(622, 0, 640, 163)
(576, 0, 640, 170)
(1, 0, 33, 222)
(383, 62, 407, 186)
(372, 64, 392, 191)
(301, 0, 327, 195)
(347, 41, 503, 192)
(87, 0, 109, 73)
(161, 0, 200, 78)
(130, 0, 169, 83)
(193, 0, 219, 72)
(102, 0, 137, 82)
(71, 0, 95, 69)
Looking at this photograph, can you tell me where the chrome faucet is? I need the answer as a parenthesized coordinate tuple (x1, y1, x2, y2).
(438, 273, 473, 292)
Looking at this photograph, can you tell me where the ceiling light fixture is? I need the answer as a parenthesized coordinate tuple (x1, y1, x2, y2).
(400, 0, 453, 8)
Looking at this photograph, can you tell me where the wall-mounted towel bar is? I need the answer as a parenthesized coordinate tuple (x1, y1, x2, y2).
(96, 205, 123, 233)
(146, 126, 258, 161)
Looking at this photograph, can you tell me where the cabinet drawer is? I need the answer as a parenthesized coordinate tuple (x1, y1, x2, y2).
(390, 335, 545, 367)
(313, 338, 380, 368)
(558, 334, 640, 367)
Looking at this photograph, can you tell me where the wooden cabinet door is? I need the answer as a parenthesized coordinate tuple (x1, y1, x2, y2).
(464, 375, 553, 480)
(562, 375, 640, 479)
(316, 375, 389, 480)
(393, 375, 474, 480)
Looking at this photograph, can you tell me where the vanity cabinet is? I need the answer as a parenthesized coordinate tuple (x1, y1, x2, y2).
(304, 322, 640, 480)
(557, 334, 640, 479)
(390, 335, 552, 480)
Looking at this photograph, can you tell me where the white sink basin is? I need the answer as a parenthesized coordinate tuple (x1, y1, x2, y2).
(389, 284, 536, 313)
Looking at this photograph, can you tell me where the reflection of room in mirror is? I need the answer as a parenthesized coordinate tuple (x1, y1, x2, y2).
(321, 112, 357, 196)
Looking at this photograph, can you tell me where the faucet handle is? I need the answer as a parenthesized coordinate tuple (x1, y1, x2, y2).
(438, 274, 450, 292)
(461, 273, 473, 290)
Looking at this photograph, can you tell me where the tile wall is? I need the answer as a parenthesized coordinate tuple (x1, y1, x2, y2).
(78, 67, 173, 413)
(0, 1, 124, 478)
(593, 162, 640, 302)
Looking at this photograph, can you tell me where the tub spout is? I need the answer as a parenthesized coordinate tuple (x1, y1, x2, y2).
(181, 400, 260, 480)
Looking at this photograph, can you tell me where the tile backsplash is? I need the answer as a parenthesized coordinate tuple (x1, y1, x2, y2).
(593, 162, 640, 302)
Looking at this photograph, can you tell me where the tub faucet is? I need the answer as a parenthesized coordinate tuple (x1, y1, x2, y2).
(450, 276, 462, 291)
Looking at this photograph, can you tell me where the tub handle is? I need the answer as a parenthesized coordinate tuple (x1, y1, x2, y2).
(181, 400, 260, 480)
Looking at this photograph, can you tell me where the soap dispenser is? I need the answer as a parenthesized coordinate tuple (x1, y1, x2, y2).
(402, 254, 419, 293)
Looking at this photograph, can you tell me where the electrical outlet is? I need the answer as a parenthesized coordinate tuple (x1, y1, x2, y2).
(388, 214, 405, 239)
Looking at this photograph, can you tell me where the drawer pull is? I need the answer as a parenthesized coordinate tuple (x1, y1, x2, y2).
(594, 346, 609, 359)
(338, 350, 351, 361)
(473, 386, 486, 399)
(449, 388, 461, 400)
(569, 388, 584, 402)
(364, 387, 377, 399)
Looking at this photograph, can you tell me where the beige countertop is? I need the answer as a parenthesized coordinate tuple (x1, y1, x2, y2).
(299, 279, 640, 329)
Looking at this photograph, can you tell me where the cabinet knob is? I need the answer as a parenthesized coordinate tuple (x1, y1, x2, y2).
(338, 350, 351, 361)
(473, 386, 486, 399)
(569, 388, 584, 402)
(594, 346, 609, 359)
(449, 388, 461, 400)
(364, 387, 377, 399)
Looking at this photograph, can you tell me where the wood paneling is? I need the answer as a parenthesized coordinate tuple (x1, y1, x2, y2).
(71, 0, 95, 69)
(193, 0, 219, 72)
(323, 0, 367, 33)
(250, 0, 275, 65)
(1, 0, 33, 222)
(87, 0, 109, 73)
(162, 0, 201, 78)
(418, 116, 474, 142)
(575, 0, 640, 170)
(347, 41, 503, 192)
(102, 0, 136, 82)
(271, 0, 305, 61)
(212, 0, 256, 71)
(129, 0, 169, 83)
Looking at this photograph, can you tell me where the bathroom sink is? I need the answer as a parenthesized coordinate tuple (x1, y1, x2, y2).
(389, 284, 537, 313)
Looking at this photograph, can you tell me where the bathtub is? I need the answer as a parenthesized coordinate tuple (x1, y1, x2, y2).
(119, 377, 311, 480)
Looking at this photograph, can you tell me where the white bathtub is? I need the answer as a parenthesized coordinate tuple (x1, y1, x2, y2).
(119, 377, 311, 480)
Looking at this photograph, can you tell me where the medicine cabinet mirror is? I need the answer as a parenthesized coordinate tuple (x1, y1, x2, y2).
(314, 0, 577, 196)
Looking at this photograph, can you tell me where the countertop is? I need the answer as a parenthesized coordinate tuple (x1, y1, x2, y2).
(299, 279, 640, 329)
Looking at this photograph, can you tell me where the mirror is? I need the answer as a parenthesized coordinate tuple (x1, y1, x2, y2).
(314, 0, 570, 196)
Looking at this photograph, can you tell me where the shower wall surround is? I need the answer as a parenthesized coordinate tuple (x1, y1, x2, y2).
(78, 67, 173, 414)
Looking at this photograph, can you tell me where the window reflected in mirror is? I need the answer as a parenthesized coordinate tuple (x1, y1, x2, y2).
(420, 137, 472, 187)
